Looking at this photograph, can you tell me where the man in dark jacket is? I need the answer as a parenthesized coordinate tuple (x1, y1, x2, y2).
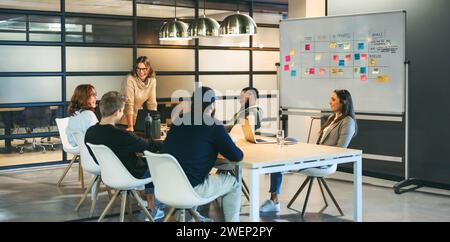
(163, 87, 244, 222)
(85, 91, 163, 219)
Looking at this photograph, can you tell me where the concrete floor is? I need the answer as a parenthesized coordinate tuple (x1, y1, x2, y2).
(0, 164, 449, 222)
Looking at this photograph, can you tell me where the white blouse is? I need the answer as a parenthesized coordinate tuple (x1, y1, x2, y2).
(66, 110, 98, 147)
(319, 114, 340, 144)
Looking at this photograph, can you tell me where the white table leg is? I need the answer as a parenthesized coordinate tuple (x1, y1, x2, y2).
(248, 169, 260, 222)
(353, 156, 362, 222)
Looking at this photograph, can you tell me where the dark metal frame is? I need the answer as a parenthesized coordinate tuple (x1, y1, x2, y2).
(0, 0, 286, 168)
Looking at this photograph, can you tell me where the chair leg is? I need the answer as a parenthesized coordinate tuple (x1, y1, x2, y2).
(301, 178, 314, 217)
(188, 209, 201, 222)
(317, 178, 328, 207)
(164, 207, 176, 222)
(98, 189, 120, 222)
(287, 176, 312, 208)
(89, 177, 101, 217)
(319, 177, 344, 216)
(75, 175, 97, 212)
(56, 155, 78, 187)
(119, 191, 127, 222)
(130, 190, 153, 222)
(127, 192, 134, 222)
(78, 160, 85, 189)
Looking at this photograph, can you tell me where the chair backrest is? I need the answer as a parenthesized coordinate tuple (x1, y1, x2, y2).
(55, 117, 78, 154)
(72, 131, 100, 175)
(86, 143, 147, 190)
(144, 151, 209, 208)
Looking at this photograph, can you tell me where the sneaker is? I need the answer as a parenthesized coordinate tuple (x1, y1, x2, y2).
(190, 209, 214, 222)
(144, 207, 165, 221)
(259, 199, 281, 212)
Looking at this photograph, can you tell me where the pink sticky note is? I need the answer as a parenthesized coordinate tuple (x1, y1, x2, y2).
(309, 68, 315, 75)
(305, 44, 311, 51)
(345, 54, 351, 62)
(333, 54, 339, 61)
(319, 68, 326, 76)
(360, 74, 367, 81)
(284, 65, 289, 71)
(361, 53, 367, 60)
(285, 55, 291, 62)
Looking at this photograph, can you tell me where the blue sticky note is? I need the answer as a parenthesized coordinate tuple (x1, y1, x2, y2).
(360, 67, 366, 74)
(358, 42, 365, 50)
(290, 70, 297, 77)
(354, 53, 360, 60)
(339, 60, 345, 66)
(337, 43, 344, 49)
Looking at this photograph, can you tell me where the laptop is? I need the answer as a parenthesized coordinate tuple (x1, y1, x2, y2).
(241, 121, 276, 144)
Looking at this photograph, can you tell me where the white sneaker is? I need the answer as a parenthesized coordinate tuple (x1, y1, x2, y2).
(190, 210, 214, 222)
(145, 207, 165, 221)
(259, 200, 281, 212)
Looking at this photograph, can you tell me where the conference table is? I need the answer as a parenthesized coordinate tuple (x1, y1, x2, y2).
(232, 137, 363, 222)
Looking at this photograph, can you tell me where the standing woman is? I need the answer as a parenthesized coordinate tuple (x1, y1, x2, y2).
(66, 84, 99, 147)
(259, 89, 357, 212)
(119, 56, 157, 131)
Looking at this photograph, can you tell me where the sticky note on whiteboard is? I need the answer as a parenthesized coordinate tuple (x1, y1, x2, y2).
(339, 60, 345, 66)
(369, 58, 377, 66)
(329, 42, 337, 49)
(361, 53, 367, 60)
(345, 54, 351, 62)
(333, 55, 339, 61)
(360, 74, 367, 81)
(331, 68, 338, 75)
(284, 65, 289, 71)
(285, 55, 291, 62)
(290, 70, 297, 77)
(344, 43, 351, 50)
(354, 53, 360, 60)
(290, 49, 295, 56)
(360, 67, 366, 74)
(305, 44, 311, 51)
(319, 68, 326, 76)
(358, 42, 365, 50)
(309, 68, 315, 75)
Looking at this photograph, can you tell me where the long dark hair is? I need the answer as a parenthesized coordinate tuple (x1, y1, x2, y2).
(132, 56, 155, 79)
(319, 89, 357, 135)
(68, 84, 96, 115)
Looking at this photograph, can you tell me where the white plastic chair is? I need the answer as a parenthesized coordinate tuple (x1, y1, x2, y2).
(87, 143, 153, 222)
(144, 150, 222, 222)
(55, 118, 84, 188)
(287, 116, 344, 216)
(72, 132, 111, 217)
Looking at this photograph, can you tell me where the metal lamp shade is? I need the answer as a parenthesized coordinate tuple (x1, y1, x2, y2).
(219, 12, 257, 36)
(188, 17, 220, 38)
(159, 20, 191, 40)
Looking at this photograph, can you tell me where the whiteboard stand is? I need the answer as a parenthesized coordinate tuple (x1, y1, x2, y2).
(393, 61, 423, 194)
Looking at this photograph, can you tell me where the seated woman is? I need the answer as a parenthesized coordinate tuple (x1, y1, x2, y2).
(225, 87, 263, 132)
(260, 89, 357, 212)
(66, 84, 99, 147)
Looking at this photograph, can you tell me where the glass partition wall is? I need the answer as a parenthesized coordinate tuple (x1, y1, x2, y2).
(0, 0, 287, 168)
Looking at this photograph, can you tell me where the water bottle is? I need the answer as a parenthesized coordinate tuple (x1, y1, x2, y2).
(144, 113, 152, 139)
(150, 111, 161, 140)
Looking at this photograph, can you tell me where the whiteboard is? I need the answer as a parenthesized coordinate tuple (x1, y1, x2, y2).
(280, 11, 406, 114)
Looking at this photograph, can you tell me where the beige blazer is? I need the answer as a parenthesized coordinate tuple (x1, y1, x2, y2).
(317, 115, 356, 148)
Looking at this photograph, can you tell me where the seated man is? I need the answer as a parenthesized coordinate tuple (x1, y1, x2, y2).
(162, 86, 244, 222)
(225, 87, 263, 132)
(85, 91, 164, 219)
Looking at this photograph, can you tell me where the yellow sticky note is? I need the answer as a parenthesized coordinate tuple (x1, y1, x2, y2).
(329, 42, 337, 49)
(376, 75, 390, 83)
(290, 62, 295, 68)
(354, 67, 359, 73)
(331, 68, 338, 75)
(290, 49, 295, 56)
(344, 43, 351, 50)
(372, 68, 380, 74)
(338, 68, 344, 75)
(370, 58, 377, 66)
(304, 69, 309, 75)
(315, 54, 321, 61)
